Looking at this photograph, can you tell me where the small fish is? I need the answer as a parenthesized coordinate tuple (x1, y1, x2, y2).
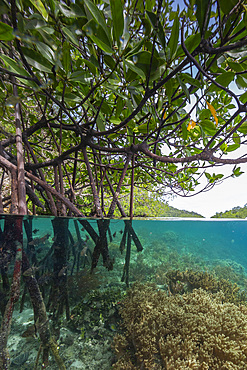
(58, 266, 67, 277)
(113, 232, 116, 238)
(29, 233, 50, 246)
(33, 229, 39, 234)
(109, 323, 117, 332)
(23, 265, 40, 277)
(81, 246, 88, 257)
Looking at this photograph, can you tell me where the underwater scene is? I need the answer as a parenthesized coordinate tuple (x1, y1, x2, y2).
(1, 215, 247, 369)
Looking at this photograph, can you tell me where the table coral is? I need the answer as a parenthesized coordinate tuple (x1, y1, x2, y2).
(113, 283, 247, 369)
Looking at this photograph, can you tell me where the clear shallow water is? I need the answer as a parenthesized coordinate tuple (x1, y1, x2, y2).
(1, 215, 247, 369)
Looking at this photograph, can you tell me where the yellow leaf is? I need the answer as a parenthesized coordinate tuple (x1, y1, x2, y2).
(206, 101, 218, 126)
(163, 111, 167, 120)
(187, 119, 196, 131)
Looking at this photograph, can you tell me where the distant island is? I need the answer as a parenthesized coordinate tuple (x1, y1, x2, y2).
(117, 190, 204, 218)
(212, 204, 247, 218)
(159, 205, 203, 218)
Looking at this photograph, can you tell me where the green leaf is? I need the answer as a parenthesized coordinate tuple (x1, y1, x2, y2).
(195, 0, 211, 36)
(205, 172, 224, 183)
(237, 122, 247, 134)
(69, 71, 93, 84)
(165, 79, 173, 103)
(220, 143, 228, 152)
(228, 61, 244, 73)
(62, 42, 71, 74)
(35, 41, 55, 63)
(126, 50, 161, 78)
(215, 72, 235, 87)
(61, 26, 79, 46)
(116, 98, 125, 117)
(110, 0, 124, 47)
(21, 47, 53, 73)
(0, 55, 29, 77)
(125, 38, 146, 58)
(83, 19, 113, 54)
(232, 166, 244, 177)
(0, 21, 14, 41)
(81, 59, 97, 75)
(58, 2, 78, 18)
(0, 54, 37, 88)
(96, 115, 105, 131)
(83, 0, 110, 38)
(167, 14, 179, 60)
(125, 60, 146, 80)
(226, 143, 240, 152)
(104, 55, 116, 70)
(240, 91, 247, 104)
(181, 122, 188, 140)
(218, 0, 238, 14)
(233, 133, 240, 145)
(236, 75, 247, 89)
(62, 92, 82, 103)
(177, 33, 201, 57)
(25, 18, 47, 30)
(208, 72, 235, 91)
(177, 75, 190, 103)
(29, 0, 49, 21)
(199, 119, 217, 135)
(180, 73, 201, 88)
(127, 127, 133, 144)
(146, 11, 166, 50)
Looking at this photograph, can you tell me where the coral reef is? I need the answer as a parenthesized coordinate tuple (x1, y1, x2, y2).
(166, 269, 247, 305)
(113, 283, 247, 369)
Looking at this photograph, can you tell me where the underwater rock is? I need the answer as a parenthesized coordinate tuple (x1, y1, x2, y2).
(11, 351, 29, 366)
(59, 328, 74, 346)
(70, 359, 85, 369)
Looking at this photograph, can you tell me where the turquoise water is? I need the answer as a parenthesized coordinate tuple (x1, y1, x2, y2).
(1, 215, 247, 369)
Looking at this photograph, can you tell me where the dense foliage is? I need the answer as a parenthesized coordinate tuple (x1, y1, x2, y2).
(0, 0, 247, 216)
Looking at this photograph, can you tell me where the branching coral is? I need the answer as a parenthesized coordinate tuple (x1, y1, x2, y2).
(113, 283, 247, 369)
(166, 269, 247, 305)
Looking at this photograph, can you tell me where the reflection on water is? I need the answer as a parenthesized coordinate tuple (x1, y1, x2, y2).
(0, 215, 247, 369)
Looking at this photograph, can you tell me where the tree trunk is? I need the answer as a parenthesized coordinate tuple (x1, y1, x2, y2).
(13, 83, 27, 215)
